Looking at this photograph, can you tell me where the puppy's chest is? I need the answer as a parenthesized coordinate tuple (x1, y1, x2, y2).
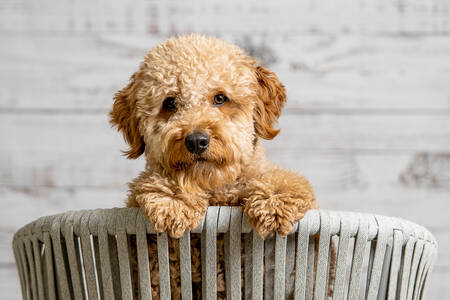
(206, 181, 246, 206)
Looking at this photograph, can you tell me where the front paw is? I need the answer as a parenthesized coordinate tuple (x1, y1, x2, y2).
(243, 195, 300, 238)
(143, 199, 205, 238)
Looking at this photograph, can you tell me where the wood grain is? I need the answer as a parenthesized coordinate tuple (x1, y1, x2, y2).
(1, 34, 450, 112)
(0, 0, 449, 34)
(1, 113, 449, 188)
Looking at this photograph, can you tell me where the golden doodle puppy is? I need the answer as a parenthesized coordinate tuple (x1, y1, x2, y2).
(110, 34, 320, 298)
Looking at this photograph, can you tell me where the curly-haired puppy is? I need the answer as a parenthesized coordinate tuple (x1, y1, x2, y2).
(110, 34, 320, 299)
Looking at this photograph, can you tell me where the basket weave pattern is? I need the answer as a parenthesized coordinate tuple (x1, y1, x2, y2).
(13, 208, 437, 299)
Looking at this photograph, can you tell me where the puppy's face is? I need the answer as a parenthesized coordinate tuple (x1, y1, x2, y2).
(110, 34, 286, 190)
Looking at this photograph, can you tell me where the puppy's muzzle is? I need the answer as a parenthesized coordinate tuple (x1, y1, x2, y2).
(185, 132, 209, 154)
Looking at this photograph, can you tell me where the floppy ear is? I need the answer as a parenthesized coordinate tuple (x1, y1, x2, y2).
(109, 74, 145, 159)
(253, 66, 287, 140)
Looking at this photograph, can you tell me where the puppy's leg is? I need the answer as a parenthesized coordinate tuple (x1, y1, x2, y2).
(127, 171, 209, 238)
(241, 167, 317, 238)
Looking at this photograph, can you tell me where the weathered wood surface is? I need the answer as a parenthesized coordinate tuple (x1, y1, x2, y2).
(1, 111, 449, 154)
(1, 34, 450, 111)
(1, 0, 450, 34)
(1, 0, 450, 298)
(1, 113, 449, 189)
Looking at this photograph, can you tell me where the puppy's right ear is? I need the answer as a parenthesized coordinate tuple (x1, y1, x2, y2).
(110, 73, 145, 159)
(253, 65, 286, 140)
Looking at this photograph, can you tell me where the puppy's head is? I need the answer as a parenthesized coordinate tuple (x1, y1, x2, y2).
(110, 34, 286, 190)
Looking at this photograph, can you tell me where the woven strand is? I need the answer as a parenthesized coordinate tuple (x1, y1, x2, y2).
(408, 240, 425, 300)
(202, 206, 219, 300)
(418, 245, 437, 300)
(314, 210, 331, 300)
(17, 240, 30, 300)
(116, 209, 134, 300)
(274, 233, 287, 300)
(387, 229, 403, 300)
(136, 210, 153, 300)
(227, 207, 242, 300)
(91, 209, 105, 300)
(25, 233, 38, 299)
(264, 236, 275, 300)
(305, 235, 315, 300)
(13, 240, 27, 300)
(157, 233, 171, 300)
(284, 234, 296, 299)
(31, 235, 45, 300)
(97, 210, 116, 300)
(414, 243, 431, 300)
(377, 240, 393, 300)
(366, 215, 391, 299)
(366, 242, 377, 298)
(348, 214, 369, 299)
(294, 213, 310, 300)
(50, 214, 71, 299)
(399, 239, 415, 299)
(80, 210, 100, 300)
(179, 231, 192, 300)
(43, 231, 56, 300)
(63, 211, 84, 299)
(23, 238, 36, 300)
(244, 232, 253, 300)
(252, 231, 264, 300)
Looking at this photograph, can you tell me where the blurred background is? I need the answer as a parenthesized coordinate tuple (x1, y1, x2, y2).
(1, 0, 449, 298)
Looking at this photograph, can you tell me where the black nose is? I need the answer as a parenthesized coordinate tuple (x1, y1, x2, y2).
(185, 132, 209, 154)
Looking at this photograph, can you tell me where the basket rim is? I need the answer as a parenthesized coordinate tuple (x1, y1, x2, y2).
(12, 208, 438, 249)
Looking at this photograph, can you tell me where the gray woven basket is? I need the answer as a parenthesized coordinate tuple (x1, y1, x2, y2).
(12, 208, 437, 300)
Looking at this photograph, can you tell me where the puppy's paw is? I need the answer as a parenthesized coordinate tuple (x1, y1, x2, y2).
(143, 198, 205, 238)
(243, 194, 300, 238)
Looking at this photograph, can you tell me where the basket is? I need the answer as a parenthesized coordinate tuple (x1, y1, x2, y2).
(12, 207, 437, 299)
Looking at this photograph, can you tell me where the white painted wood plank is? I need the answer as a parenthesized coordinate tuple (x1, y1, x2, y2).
(0, 0, 449, 34)
(0, 34, 149, 110)
(1, 113, 449, 187)
(276, 34, 450, 111)
(268, 152, 450, 191)
(1, 34, 450, 111)
(1, 112, 448, 157)
(0, 114, 145, 188)
(270, 113, 450, 152)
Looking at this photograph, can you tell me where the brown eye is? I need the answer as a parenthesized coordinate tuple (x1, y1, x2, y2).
(213, 94, 228, 106)
(162, 97, 177, 112)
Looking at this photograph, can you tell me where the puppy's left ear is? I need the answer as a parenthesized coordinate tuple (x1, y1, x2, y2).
(253, 66, 286, 140)
(110, 73, 145, 159)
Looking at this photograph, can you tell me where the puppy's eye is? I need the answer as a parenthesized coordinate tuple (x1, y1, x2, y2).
(213, 94, 228, 106)
(162, 97, 177, 112)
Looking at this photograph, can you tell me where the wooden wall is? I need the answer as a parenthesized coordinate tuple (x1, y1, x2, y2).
(1, 0, 449, 298)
